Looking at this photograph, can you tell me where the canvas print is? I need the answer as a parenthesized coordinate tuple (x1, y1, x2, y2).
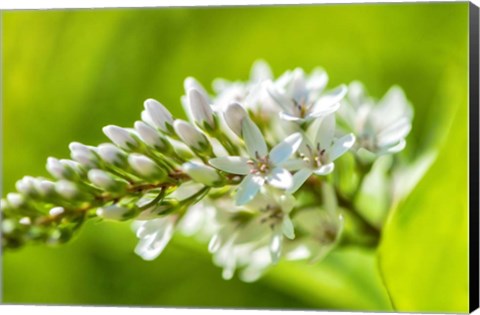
(1, 2, 474, 313)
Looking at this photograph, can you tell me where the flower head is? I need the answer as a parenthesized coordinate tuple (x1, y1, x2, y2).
(338, 82, 413, 157)
(210, 116, 302, 205)
(267, 67, 347, 123)
(285, 114, 355, 193)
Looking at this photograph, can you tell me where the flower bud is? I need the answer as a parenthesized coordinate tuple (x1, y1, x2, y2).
(143, 99, 174, 134)
(96, 205, 130, 221)
(88, 169, 127, 192)
(134, 121, 171, 151)
(188, 88, 216, 131)
(47, 157, 84, 180)
(35, 179, 56, 196)
(224, 102, 248, 137)
(15, 176, 37, 197)
(182, 162, 222, 186)
(97, 143, 127, 167)
(173, 119, 211, 153)
(184, 77, 211, 103)
(103, 125, 140, 151)
(69, 142, 99, 167)
(128, 153, 167, 180)
(6, 193, 26, 208)
(49, 206, 65, 217)
(19, 217, 31, 225)
(55, 180, 79, 200)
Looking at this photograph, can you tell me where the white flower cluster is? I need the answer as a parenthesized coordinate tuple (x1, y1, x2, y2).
(1, 60, 413, 282)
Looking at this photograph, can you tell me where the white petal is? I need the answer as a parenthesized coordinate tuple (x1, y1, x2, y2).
(182, 162, 221, 185)
(134, 218, 175, 261)
(282, 216, 295, 240)
(224, 102, 248, 137)
(375, 86, 413, 127)
(250, 59, 273, 82)
(269, 132, 303, 165)
(329, 133, 356, 161)
(235, 174, 264, 206)
(103, 125, 138, 150)
(278, 111, 303, 122)
(377, 117, 411, 147)
(313, 163, 335, 175)
(315, 84, 347, 109)
(281, 158, 308, 171)
(266, 167, 293, 189)
(307, 67, 328, 93)
(188, 88, 215, 129)
(312, 98, 341, 116)
(173, 119, 209, 151)
(269, 232, 283, 264)
(315, 114, 336, 148)
(209, 156, 250, 175)
(241, 118, 268, 158)
(144, 99, 174, 133)
(266, 82, 294, 112)
(184, 77, 211, 103)
(379, 139, 406, 155)
(287, 168, 313, 193)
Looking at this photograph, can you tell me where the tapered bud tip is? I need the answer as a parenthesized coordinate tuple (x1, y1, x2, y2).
(103, 125, 138, 150)
(97, 143, 125, 165)
(97, 205, 130, 221)
(6, 193, 25, 208)
(49, 206, 65, 217)
(128, 153, 165, 179)
(188, 88, 215, 130)
(134, 120, 168, 149)
(173, 119, 209, 151)
(182, 162, 222, 186)
(55, 180, 78, 199)
(88, 169, 115, 189)
(144, 99, 174, 132)
(224, 102, 248, 136)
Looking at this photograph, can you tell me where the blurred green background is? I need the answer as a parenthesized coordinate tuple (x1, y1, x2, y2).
(1, 3, 469, 312)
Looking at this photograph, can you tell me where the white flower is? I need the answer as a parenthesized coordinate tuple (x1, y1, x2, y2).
(182, 162, 222, 186)
(133, 215, 178, 261)
(267, 67, 346, 123)
(241, 191, 296, 263)
(209, 118, 302, 205)
(209, 190, 296, 279)
(212, 60, 274, 113)
(285, 114, 355, 193)
(289, 208, 343, 263)
(338, 81, 413, 156)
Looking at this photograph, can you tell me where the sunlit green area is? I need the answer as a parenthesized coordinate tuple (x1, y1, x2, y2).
(1, 3, 469, 311)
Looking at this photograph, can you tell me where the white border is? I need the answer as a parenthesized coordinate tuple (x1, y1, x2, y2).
(0, 0, 478, 314)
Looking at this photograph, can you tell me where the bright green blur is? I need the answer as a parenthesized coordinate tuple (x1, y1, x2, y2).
(1, 3, 469, 311)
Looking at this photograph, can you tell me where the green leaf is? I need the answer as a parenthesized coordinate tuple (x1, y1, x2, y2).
(378, 71, 469, 312)
(264, 247, 394, 311)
